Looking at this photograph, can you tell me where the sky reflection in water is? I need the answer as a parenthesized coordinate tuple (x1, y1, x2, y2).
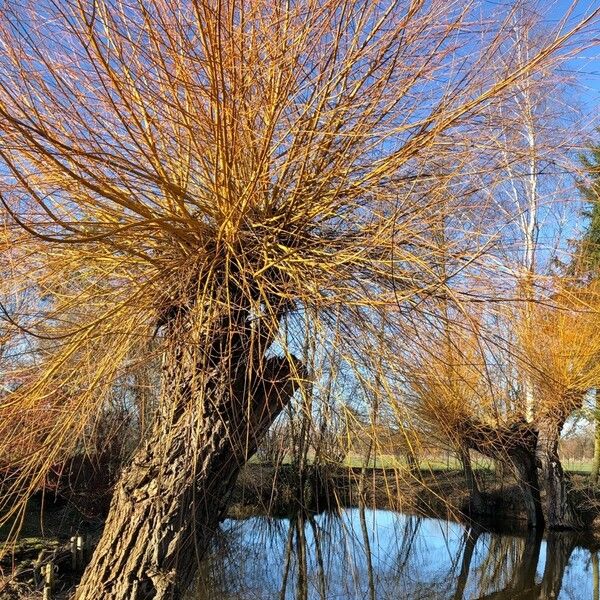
(191, 509, 595, 599)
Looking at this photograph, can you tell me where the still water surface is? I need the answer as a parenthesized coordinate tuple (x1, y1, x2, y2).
(190, 509, 598, 599)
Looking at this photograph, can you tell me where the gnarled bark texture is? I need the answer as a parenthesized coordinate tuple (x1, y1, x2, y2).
(536, 416, 582, 530)
(458, 417, 544, 528)
(508, 447, 543, 529)
(76, 342, 299, 599)
(459, 410, 583, 530)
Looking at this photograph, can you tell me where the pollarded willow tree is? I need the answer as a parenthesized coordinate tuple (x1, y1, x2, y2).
(0, 0, 597, 597)
(399, 282, 600, 530)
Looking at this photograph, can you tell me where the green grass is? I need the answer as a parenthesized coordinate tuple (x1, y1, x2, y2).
(562, 459, 593, 474)
(251, 452, 597, 475)
(340, 454, 491, 471)
(344, 454, 596, 474)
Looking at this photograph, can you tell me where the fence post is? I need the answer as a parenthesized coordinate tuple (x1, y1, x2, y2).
(76, 535, 84, 571)
(70, 536, 77, 571)
(42, 562, 54, 600)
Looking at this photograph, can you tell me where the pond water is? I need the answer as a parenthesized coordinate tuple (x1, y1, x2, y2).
(189, 508, 598, 599)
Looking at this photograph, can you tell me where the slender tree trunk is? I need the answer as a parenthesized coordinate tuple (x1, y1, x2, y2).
(459, 446, 483, 515)
(405, 448, 421, 479)
(591, 389, 600, 485)
(76, 350, 299, 599)
(495, 458, 506, 494)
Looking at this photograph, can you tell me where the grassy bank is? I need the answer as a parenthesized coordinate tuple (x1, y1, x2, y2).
(252, 454, 596, 473)
(3, 463, 600, 597)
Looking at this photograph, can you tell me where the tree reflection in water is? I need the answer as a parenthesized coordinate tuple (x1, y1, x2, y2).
(188, 509, 596, 599)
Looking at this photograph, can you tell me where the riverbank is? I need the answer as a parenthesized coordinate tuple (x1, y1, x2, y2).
(2, 464, 600, 597)
(229, 463, 600, 528)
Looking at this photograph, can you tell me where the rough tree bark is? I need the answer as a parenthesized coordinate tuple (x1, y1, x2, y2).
(458, 446, 484, 515)
(505, 446, 544, 529)
(76, 336, 300, 599)
(535, 416, 582, 530)
(460, 411, 582, 530)
(458, 417, 544, 528)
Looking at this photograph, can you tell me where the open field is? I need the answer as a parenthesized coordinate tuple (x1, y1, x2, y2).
(256, 453, 596, 474)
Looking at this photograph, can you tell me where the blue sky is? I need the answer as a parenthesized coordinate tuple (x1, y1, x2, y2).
(550, 0, 600, 108)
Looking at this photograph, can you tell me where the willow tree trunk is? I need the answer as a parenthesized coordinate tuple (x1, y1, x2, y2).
(405, 449, 420, 478)
(76, 353, 298, 599)
(458, 417, 543, 528)
(536, 417, 581, 530)
(459, 446, 483, 515)
(506, 447, 544, 529)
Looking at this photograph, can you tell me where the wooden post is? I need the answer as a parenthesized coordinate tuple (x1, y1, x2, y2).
(70, 536, 77, 571)
(42, 562, 54, 600)
(33, 550, 44, 588)
(77, 535, 84, 571)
